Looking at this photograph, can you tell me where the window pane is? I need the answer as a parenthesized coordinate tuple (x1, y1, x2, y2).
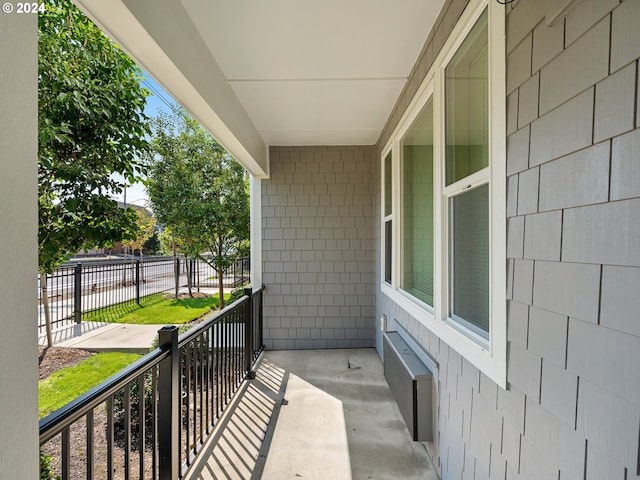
(450, 184, 489, 337)
(401, 99, 434, 306)
(445, 10, 488, 186)
(384, 152, 392, 217)
(384, 220, 392, 284)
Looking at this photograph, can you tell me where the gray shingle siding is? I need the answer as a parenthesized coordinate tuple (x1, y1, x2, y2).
(373, 0, 640, 477)
(258, 0, 640, 477)
(262, 146, 376, 350)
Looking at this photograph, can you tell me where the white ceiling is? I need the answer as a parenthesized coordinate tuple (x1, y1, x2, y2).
(181, 0, 445, 146)
(75, 0, 446, 175)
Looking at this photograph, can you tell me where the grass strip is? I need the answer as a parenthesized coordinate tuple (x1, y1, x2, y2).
(85, 293, 229, 325)
(83, 292, 166, 323)
(39, 352, 141, 419)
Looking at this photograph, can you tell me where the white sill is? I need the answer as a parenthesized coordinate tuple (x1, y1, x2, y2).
(380, 284, 506, 388)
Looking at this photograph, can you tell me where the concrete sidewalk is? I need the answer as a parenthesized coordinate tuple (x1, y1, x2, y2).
(39, 322, 161, 354)
(186, 349, 439, 480)
(38, 286, 225, 353)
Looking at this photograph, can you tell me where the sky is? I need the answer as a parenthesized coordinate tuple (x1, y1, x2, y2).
(110, 72, 178, 208)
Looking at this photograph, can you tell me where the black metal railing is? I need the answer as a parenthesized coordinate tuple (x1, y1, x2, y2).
(38, 257, 182, 332)
(186, 256, 251, 291)
(39, 286, 264, 480)
(38, 256, 251, 333)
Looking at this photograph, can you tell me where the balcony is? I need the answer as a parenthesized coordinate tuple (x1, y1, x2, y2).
(39, 288, 438, 480)
(185, 349, 437, 480)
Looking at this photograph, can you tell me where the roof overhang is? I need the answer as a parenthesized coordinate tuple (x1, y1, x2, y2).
(74, 0, 446, 177)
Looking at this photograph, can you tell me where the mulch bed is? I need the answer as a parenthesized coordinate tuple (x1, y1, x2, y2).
(38, 298, 221, 478)
(38, 345, 94, 380)
(39, 345, 155, 479)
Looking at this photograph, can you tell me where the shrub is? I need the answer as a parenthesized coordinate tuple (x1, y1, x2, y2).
(228, 287, 246, 303)
(149, 324, 192, 351)
(115, 324, 194, 450)
(113, 372, 155, 451)
(40, 451, 59, 480)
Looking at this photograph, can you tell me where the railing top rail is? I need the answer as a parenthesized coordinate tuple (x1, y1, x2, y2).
(39, 347, 168, 445)
(60, 256, 180, 268)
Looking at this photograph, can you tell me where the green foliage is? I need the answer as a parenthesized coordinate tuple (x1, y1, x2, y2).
(158, 227, 175, 256)
(228, 287, 246, 304)
(123, 209, 156, 254)
(113, 370, 156, 451)
(38, 0, 150, 273)
(149, 324, 193, 351)
(40, 451, 60, 480)
(115, 323, 191, 451)
(38, 352, 142, 419)
(143, 232, 161, 254)
(146, 110, 250, 308)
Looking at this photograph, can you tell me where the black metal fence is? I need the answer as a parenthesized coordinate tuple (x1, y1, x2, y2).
(184, 256, 250, 291)
(38, 256, 251, 333)
(39, 286, 265, 480)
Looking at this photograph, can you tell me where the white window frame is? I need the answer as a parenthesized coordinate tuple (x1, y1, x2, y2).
(380, 0, 506, 387)
(398, 84, 436, 314)
(382, 150, 394, 286)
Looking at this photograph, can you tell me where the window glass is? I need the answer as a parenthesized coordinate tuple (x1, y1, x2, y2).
(445, 10, 488, 186)
(384, 152, 392, 217)
(401, 99, 434, 306)
(449, 184, 489, 338)
(384, 220, 392, 284)
(378, 2, 505, 384)
(384, 152, 392, 284)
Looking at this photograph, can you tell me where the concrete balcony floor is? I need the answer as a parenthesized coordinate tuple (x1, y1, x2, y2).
(186, 349, 439, 480)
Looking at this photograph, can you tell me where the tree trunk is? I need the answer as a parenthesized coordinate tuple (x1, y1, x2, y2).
(217, 242, 225, 310)
(172, 236, 178, 299)
(122, 248, 128, 286)
(40, 269, 53, 348)
(130, 249, 135, 285)
(196, 260, 200, 292)
(217, 267, 224, 310)
(186, 259, 193, 297)
(139, 252, 145, 283)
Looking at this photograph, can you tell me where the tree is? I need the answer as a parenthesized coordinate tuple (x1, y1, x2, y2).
(146, 111, 249, 308)
(122, 209, 156, 285)
(38, 0, 150, 345)
(143, 232, 161, 255)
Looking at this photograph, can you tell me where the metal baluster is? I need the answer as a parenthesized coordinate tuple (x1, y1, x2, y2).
(136, 259, 140, 305)
(222, 319, 227, 406)
(151, 367, 158, 480)
(205, 327, 210, 433)
(107, 396, 114, 480)
(139, 374, 146, 479)
(236, 309, 240, 386)
(226, 316, 230, 404)
(199, 333, 204, 445)
(62, 427, 70, 480)
(194, 337, 199, 453)
(215, 321, 221, 421)
(258, 289, 264, 355)
(185, 341, 191, 463)
(86, 410, 94, 479)
(74, 263, 82, 324)
(124, 384, 131, 480)
(158, 326, 179, 480)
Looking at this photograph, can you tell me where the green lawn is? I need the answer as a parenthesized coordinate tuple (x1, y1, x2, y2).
(85, 293, 229, 325)
(39, 293, 230, 418)
(39, 352, 141, 419)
